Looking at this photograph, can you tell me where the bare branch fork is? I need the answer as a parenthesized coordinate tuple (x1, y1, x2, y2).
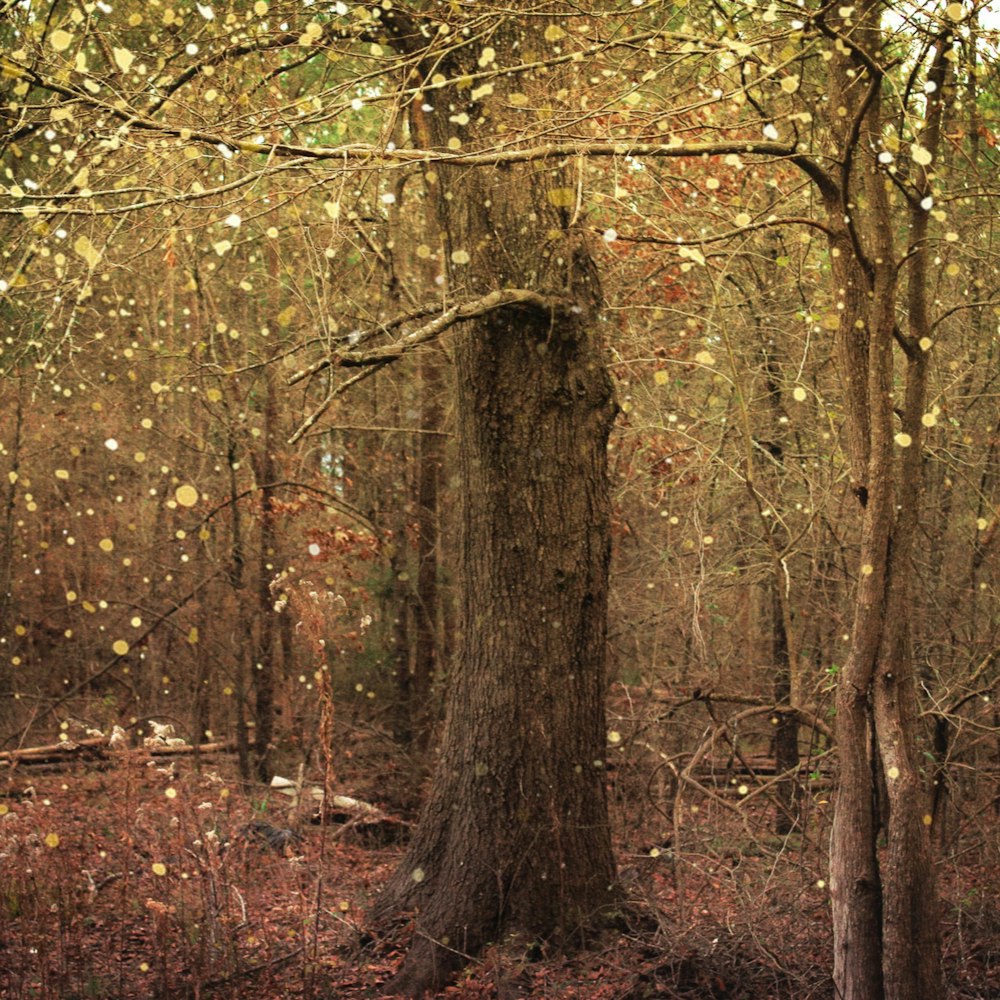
(286, 288, 569, 444)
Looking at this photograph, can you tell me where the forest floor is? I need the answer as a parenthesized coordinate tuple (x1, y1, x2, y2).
(0, 744, 998, 1000)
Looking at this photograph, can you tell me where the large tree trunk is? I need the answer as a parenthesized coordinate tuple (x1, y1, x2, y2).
(375, 297, 618, 995)
(373, 12, 619, 995)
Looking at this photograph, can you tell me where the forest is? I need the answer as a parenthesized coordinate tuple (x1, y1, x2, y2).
(0, 0, 998, 997)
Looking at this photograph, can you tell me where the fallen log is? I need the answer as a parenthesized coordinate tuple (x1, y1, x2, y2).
(149, 739, 238, 756)
(0, 736, 109, 765)
(0, 735, 239, 767)
(691, 755, 834, 778)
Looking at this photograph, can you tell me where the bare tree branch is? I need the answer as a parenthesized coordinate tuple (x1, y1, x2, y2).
(288, 288, 560, 386)
(286, 288, 566, 444)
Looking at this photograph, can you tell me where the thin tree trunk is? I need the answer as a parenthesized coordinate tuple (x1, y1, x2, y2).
(0, 376, 23, 642)
(826, 5, 944, 996)
(409, 348, 444, 746)
(252, 362, 279, 781)
(389, 544, 413, 746)
(770, 586, 799, 835)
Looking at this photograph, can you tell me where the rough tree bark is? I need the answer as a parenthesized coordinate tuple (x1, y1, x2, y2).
(822, 3, 945, 997)
(371, 9, 620, 995)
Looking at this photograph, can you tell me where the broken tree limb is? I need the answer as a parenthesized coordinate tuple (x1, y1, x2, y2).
(285, 289, 571, 444)
(0, 735, 110, 763)
(0, 736, 239, 767)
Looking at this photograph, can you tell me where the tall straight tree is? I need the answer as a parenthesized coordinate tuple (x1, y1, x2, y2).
(819, 3, 949, 996)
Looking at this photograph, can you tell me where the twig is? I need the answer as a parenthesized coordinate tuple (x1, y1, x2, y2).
(199, 945, 305, 992)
